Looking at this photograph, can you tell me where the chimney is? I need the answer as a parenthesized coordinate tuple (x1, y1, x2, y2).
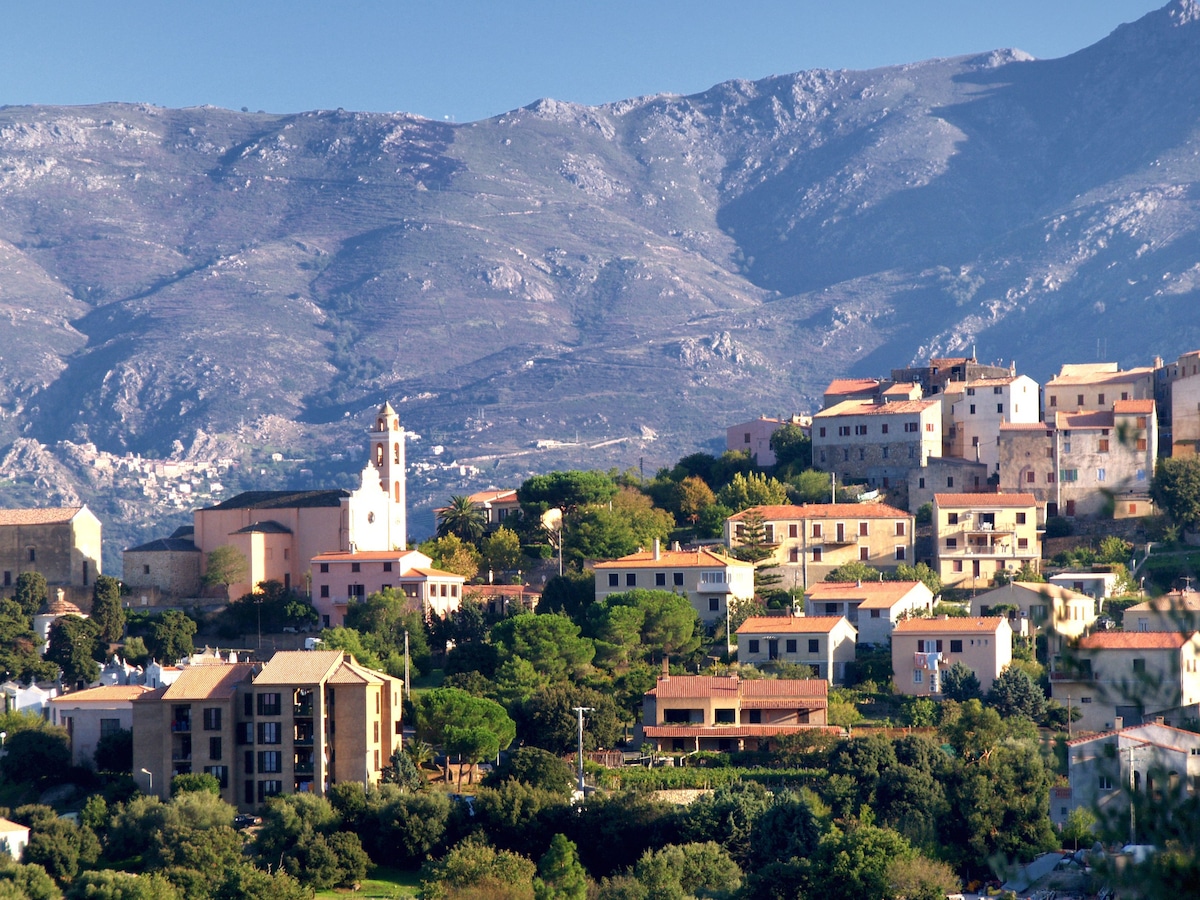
(1114, 716, 1124, 731)
(653, 538, 661, 560)
(661, 656, 670, 679)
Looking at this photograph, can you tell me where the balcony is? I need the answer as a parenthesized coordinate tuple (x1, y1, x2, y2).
(294, 762, 315, 775)
(171, 719, 191, 733)
(294, 704, 314, 718)
(823, 533, 859, 545)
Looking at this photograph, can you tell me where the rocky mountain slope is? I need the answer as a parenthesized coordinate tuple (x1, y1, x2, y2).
(2, 1, 1200, 554)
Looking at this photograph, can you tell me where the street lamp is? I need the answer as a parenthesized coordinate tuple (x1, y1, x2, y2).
(140, 767, 153, 793)
(571, 706, 593, 795)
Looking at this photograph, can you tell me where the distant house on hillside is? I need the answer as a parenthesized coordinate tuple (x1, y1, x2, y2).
(593, 544, 753, 625)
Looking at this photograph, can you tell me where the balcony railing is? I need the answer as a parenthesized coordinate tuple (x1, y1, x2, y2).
(294, 704, 314, 717)
(171, 720, 191, 733)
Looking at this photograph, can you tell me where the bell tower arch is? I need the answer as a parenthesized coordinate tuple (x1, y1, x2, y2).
(369, 401, 407, 549)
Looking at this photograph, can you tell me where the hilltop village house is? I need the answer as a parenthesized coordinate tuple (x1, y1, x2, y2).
(723, 503, 915, 589)
(0, 507, 103, 605)
(640, 673, 829, 752)
(310, 548, 465, 627)
(593, 544, 754, 625)
(735, 616, 857, 684)
(803, 580, 934, 646)
(932, 492, 1040, 588)
(891, 616, 1013, 697)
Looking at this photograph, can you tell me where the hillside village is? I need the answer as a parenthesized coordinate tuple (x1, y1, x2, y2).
(4, 348, 1200, 896)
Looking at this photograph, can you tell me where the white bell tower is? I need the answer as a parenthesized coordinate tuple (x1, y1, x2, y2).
(369, 401, 407, 549)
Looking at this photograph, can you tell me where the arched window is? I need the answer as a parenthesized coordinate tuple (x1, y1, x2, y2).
(375, 444, 384, 466)
(394, 481, 401, 503)
(393, 443, 400, 464)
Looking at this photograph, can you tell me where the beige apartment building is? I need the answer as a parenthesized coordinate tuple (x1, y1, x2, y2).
(811, 398, 942, 506)
(1050, 631, 1200, 734)
(891, 616, 1012, 696)
(933, 493, 1040, 588)
(724, 503, 915, 588)
(593, 545, 754, 625)
(0, 507, 103, 604)
(132, 651, 402, 811)
(970, 581, 1097, 653)
(640, 674, 828, 753)
(735, 616, 857, 683)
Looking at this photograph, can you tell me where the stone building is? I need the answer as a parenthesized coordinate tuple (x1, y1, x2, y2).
(0, 507, 102, 604)
(122, 535, 202, 605)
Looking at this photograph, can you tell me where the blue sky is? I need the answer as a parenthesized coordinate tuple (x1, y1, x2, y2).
(0, 1, 1163, 122)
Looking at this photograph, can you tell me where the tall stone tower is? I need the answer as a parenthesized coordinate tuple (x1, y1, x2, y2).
(369, 401, 407, 549)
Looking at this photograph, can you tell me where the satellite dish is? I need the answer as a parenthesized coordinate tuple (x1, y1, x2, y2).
(541, 508, 563, 531)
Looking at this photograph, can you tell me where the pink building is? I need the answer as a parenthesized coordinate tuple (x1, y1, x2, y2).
(311, 549, 464, 626)
(891, 616, 1012, 696)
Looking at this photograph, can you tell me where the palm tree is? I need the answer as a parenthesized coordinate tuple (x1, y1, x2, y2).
(437, 495, 486, 543)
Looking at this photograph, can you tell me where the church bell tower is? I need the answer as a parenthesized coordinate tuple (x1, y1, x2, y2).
(370, 402, 407, 549)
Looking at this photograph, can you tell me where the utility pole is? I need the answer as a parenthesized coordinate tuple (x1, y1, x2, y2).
(572, 706, 593, 795)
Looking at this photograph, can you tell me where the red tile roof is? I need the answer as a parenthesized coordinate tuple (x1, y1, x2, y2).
(594, 549, 751, 570)
(824, 378, 880, 396)
(311, 549, 428, 562)
(893, 617, 1007, 634)
(159, 663, 257, 701)
(933, 492, 1036, 508)
(806, 581, 927, 610)
(647, 674, 827, 699)
(1077, 632, 1191, 650)
(737, 615, 848, 635)
(52, 685, 151, 704)
(816, 399, 937, 417)
(999, 422, 1053, 432)
(728, 502, 911, 521)
(466, 489, 518, 504)
(1114, 399, 1155, 415)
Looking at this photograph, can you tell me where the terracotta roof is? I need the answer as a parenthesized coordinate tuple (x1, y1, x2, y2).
(51, 685, 151, 704)
(933, 492, 1036, 508)
(992, 582, 1093, 602)
(737, 616, 849, 635)
(1055, 411, 1113, 429)
(466, 489, 518, 505)
(882, 382, 921, 396)
(893, 617, 1007, 634)
(1114, 399, 1155, 415)
(159, 663, 257, 701)
(824, 378, 880, 396)
(967, 376, 1019, 387)
(644, 725, 835, 738)
(728, 502, 911, 522)
(648, 675, 826, 699)
(0, 507, 84, 525)
(408, 567, 466, 580)
(254, 650, 345, 685)
(806, 581, 926, 610)
(815, 399, 937, 417)
(1077, 632, 1191, 650)
(41, 598, 84, 617)
(999, 422, 1053, 432)
(312, 549, 428, 562)
(1047, 366, 1153, 385)
(593, 549, 752, 570)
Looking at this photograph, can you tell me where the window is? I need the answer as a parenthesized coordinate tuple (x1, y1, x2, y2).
(204, 766, 228, 789)
(969, 404, 976, 415)
(895, 546, 906, 560)
(100, 718, 121, 737)
(608, 573, 618, 587)
(997, 403, 1004, 414)
(789, 548, 800, 563)
(1133, 658, 1146, 674)
(808, 639, 819, 653)
(257, 722, 281, 745)
(947, 477, 954, 488)
(626, 574, 636, 587)
(709, 597, 720, 612)
(1016, 512, 1026, 524)
(319, 563, 329, 573)
(655, 573, 666, 586)
(673, 572, 684, 586)
(1026, 471, 1035, 483)
(819, 427, 826, 438)
(143, 564, 151, 575)
(1060, 469, 1079, 482)
(714, 709, 735, 724)
(881, 424, 889, 434)
(952, 560, 963, 573)
(744, 432, 751, 444)
(882, 446, 889, 459)
(383, 562, 393, 572)
(913, 670, 923, 683)
(351, 562, 360, 573)
(1098, 393, 1105, 405)
(258, 751, 282, 773)
(1098, 439, 1109, 452)
(1047, 472, 1056, 483)
(748, 710, 762, 724)
(859, 448, 865, 461)
(859, 521, 869, 536)
(895, 521, 906, 536)
(788, 523, 798, 538)
(860, 548, 870, 561)
(786, 639, 797, 653)
(950, 640, 963, 653)
(209, 737, 222, 760)
(1137, 438, 1147, 451)
(258, 780, 283, 803)
(1097, 468, 1106, 482)
(812, 523, 822, 538)
(972, 436, 979, 447)
(994, 386, 1003, 395)
(919, 477, 926, 489)
(855, 425, 868, 435)
(28, 548, 35, 563)
(812, 548, 823, 562)
(905, 422, 919, 432)
(1077, 394, 1084, 406)
(838, 425, 851, 437)
(764, 525, 774, 542)
(1099, 776, 1113, 790)
(1049, 395, 1057, 407)
(869, 609, 881, 619)
(319, 585, 330, 598)
(203, 708, 221, 731)
(700, 571, 725, 585)
(257, 693, 281, 716)
(748, 639, 760, 654)
(967, 387, 976, 396)
(237, 723, 253, 745)
(926, 423, 935, 432)
(1018, 538, 1029, 549)
(947, 513, 959, 525)
(1137, 469, 1147, 482)
(1137, 416, 1147, 428)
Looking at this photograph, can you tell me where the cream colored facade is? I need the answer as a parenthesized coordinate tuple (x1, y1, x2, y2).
(132, 651, 402, 811)
(1123, 591, 1200, 634)
(891, 616, 1012, 696)
(1170, 349, 1200, 456)
(0, 507, 102, 604)
(192, 403, 407, 599)
(943, 375, 1040, 475)
(641, 674, 828, 752)
(1044, 363, 1155, 415)
(1050, 631, 1200, 734)
(971, 582, 1096, 653)
(812, 399, 942, 506)
(311, 549, 465, 627)
(804, 580, 935, 646)
(593, 547, 753, 625)
(724, 503, 915, 589)
(735, 615, 857, 683)
(933, 493, 1040, 587)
